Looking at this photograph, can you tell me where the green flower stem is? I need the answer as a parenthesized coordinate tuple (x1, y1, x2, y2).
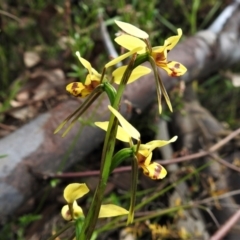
(75, 218, 83, 239)
(110, 148, 134, 172)
(103, 82, 117, 105)
(133, 53, 149, 69)
(148, 56, 172, 112)
(79, 65, 133, 239)
(127, 156, 138, 224)
(79, 53, 149, 240)
(148, 56, 163, 113)
(99, 67, 106, 84)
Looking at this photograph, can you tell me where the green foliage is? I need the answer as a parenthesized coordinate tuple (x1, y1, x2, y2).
(50, 178, 61, 188)
(18, 214, 42, 231)
(198, 74, 240, 128)
(0, 78, 24, 116)
(0, 214, 41, 240)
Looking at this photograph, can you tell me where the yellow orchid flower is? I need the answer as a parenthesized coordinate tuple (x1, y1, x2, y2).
(114, 20, 187, 77)
(137, 136, 177, 179)
(61, 183, 129, 221)
(67, 48, 150, 97)
(66, 52, 101, 98)
(137, 150, 167, 179)
(95, 106, 177, 179)
(66, 81, 100, 98)
(151, 29, 187, 77)
(114, 20, 187, 113)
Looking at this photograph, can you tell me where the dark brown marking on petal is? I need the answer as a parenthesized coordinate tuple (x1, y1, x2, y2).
(66, 209, 73, 220)
(72, 90, 78, 96)
(85, 80, 100, 92)
(72, 82, 78, 89)
(137, 153, 146, 164)
(167, 50, 170, 53)
(153, 165, 162, 179)
(155, 53, 166, 63)
(169, 67, 178, 77)
(174, 63, 180, 69)
(91, 80, 100, 88)
(170, 71, 178, 77)
(71, 82, 79, 96)
(85, 84, 94, 91)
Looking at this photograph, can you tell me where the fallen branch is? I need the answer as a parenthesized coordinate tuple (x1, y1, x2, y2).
(35, 127, 240, 179)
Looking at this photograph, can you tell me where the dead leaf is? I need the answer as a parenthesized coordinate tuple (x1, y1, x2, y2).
(231, 74, 240, 87)
(223, 70, 240, 87)
(8, 105, 37, 120)
(32, 81, 56, 101)
(16, 91, 30, 102)
(24, 51, 41, 68)
(42, 69, 65, 85)
(10, 99, 25, 108)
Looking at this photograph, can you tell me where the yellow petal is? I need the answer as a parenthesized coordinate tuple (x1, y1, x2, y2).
(113, 65, 151, 84)
(91, 67, 101, 77)
(84, 74, 92, 86)
(85, 73, 101, 85)
(164, 28, 182, 51)
(151, 48, 167, 66)
(144, 136, 178, 152)
(160, 61, 187, 77)
(72, 201, 84, 219)
(138, 151, 152, 166)
(115, 20, 149, 39)
(66, 82, 86, 97)
(61, 201, 84, 221)
(138, 148, 150, 158)
(152, 45, 165, 53)
(108, 106, 140, 141)
(95, 121, 131, 142)
(105, 46, 143, 68)
(98, 204, 129, 218)
(115, 35, 146, 54)
(142, 162, 167, 180)
(63, 183, 89, 203)
(76, 52, 101, 84)
(76, 52, 92, 73)
(61, 204, 72, 221)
